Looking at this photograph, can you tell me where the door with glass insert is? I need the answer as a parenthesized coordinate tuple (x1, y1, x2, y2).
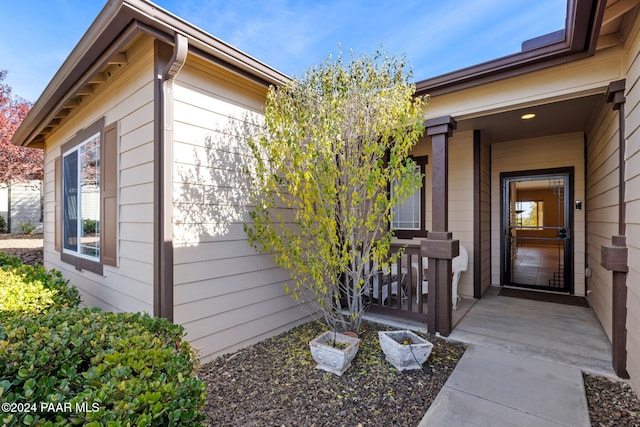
(502, 170, 573, 293)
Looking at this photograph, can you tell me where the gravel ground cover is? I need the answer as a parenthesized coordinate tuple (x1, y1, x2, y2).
(2, 235, 639, 426)
(0, 233, 43, 265)
(585, 373, 640, 426)
(199, 321, 465, 426)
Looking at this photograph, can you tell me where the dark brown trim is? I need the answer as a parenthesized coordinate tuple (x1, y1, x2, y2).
(54, 157, 62, 252)
(61, 252, 103, 275)
(499, 167, 575, 292)
(473, 130, 481, 299)
(18, 21, 142, 148)
(393, 155, 428, 239)
(61, 118, 105, 154)
(101, 122, 118, 267)
(423, 116, 457, 336)
(154, 40, 173, 321)
(604, 79, 629, 379)
(606, 80, 627, 235)
(522, 30, 566, 51)
(415, 0, 606, 97)
(583, 133, 588, 296)
(12, 0, 289, 149)
(425, 116, 456, 232)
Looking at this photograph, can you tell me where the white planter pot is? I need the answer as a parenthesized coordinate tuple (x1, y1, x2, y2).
(309, 330, 361, 376)
(378, 330, 433, 371)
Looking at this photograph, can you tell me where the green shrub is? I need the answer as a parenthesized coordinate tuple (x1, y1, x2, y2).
(0, 254, 80, 318)
(0, 269, 57, 317)
(18, 221, 36, 235)
(0, 308, 207, 426)
(0, 215, 6, 234)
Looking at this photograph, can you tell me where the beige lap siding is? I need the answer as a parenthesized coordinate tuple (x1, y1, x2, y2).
(171, 57, 307, 361)
(42, 36, 156, 314)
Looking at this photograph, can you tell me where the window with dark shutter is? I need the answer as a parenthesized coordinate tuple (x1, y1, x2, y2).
(56, 117, 118, 274)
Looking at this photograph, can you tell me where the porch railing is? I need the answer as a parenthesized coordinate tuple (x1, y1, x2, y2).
(364, 240, 428, 322)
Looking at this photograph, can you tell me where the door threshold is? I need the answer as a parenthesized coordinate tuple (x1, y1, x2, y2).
(502, 285, 571, 296)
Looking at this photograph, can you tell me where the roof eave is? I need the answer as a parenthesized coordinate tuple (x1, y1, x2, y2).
(12, 0, 289, 148)
(415, 0, 606, 97)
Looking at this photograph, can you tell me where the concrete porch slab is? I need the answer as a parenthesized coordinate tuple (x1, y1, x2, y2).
(448, 286, 615, 378)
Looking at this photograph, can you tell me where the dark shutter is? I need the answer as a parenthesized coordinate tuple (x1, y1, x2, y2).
(54, 157, 62, 252)
(101, 122, 118, 266)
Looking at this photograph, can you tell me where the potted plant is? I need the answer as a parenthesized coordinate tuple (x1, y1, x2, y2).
(378, 330, 433, 371)
(309, 330, 361, 376)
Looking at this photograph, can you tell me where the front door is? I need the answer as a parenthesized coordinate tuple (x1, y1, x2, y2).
(501, 168, 573, 293)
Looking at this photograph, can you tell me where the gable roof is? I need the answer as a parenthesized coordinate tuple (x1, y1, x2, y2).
(12, 0, 289, 149)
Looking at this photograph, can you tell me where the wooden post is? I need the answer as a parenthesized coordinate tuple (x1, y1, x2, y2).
(422, 116, 457, 335)
(601, 235, 629, 378)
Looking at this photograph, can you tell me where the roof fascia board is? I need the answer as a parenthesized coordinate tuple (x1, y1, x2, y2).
(11, 0, 129, 147)
(16, 21, 143, 148)
(12, 0, 289, 148)
(416, 0, 607, 97)
(121, 0, 289, 86)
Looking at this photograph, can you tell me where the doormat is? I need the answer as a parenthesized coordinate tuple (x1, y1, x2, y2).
(498, 287, 589, 308)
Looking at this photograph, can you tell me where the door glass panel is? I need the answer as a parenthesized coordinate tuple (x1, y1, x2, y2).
(506, 175, 568, 290)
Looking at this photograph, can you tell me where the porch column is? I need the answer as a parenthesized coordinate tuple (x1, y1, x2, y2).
(421, 116, 458, 336)
(602, 80, 629, 379)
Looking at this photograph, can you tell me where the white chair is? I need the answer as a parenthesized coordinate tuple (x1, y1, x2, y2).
(451, 245, 469, 309)
(418, 244, 469, 310)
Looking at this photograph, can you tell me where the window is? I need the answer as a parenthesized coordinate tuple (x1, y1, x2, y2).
(515, 200, 543, 229)
(55, 117, 117, 274)
(63, 133, 101, 259)
(391, 156, 427, 238)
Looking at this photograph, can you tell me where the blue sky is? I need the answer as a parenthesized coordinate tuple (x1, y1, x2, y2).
(0, 0, 567, 103)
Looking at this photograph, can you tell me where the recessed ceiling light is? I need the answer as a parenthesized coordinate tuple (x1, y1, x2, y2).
(521, 113, 536, 120)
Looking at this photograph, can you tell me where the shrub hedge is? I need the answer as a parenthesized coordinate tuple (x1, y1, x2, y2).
(0, 308, 207, 426)
(0, 253, 80, 319)
(0, 256, 207, 426)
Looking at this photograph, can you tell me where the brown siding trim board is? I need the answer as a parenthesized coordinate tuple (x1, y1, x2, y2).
(473, 130, 481, 299)
(603, 79, 629, 379)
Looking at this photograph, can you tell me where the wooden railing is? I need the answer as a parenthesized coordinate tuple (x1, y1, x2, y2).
(364, 239, 428, 322)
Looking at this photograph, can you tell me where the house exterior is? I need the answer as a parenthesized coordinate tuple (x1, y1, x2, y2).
(11, 0, 640, 393)
(10, 0, 308, 361)
(408, 0, 640, 389)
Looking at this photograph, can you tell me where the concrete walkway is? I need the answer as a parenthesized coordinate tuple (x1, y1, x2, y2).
(419, 287, 617, 426)
(419, 345, 591, 426)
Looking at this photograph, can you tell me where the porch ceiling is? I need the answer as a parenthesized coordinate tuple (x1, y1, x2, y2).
(455, 94, 605, 143)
